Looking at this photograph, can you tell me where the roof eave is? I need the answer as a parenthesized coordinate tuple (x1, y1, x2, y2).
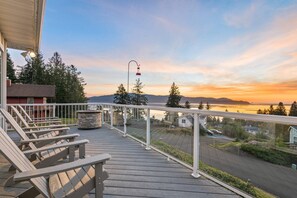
(34, 0, 46, 52)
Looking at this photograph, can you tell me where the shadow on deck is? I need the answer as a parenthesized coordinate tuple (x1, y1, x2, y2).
(0, 126, 240, 198)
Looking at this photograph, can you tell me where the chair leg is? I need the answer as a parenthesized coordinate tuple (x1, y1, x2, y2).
(79, 144, 86, 158)
(95, 163, 103, 198)
(69, 146, 75, 162)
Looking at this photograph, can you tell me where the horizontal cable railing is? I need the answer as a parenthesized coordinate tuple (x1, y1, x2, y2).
(6, 102, 297, 198)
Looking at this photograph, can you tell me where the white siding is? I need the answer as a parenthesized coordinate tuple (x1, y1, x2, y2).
(289, 127, 297, 144)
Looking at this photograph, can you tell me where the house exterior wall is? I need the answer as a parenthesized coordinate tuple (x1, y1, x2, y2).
(178, 116, 207, 128)
(7, 97, 47, 118)
(178, 118, 193, 128)
(7, 97, 44, 104)
(289, 127, 297, 144)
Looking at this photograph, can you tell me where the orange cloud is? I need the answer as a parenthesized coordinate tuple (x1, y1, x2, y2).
(85, 80, 297, 104)
(189, 81, 297, 103)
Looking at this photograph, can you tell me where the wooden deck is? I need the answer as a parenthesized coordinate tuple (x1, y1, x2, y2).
(0, 126, 240, 198)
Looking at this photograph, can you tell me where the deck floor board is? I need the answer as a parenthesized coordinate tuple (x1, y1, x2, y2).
(0, 126, 240, 197)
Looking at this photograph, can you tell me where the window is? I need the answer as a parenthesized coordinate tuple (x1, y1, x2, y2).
(182, 119, 186, 124)
(27, 97, 34, 104)
(294, 137, 297, 144)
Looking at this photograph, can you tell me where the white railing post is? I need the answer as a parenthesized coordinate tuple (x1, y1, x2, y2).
(110, 106, 114, 129)
(53, 104, 56, 119)
(44, 105, 47, 120)
(192, 113, 201, 178)
(146, 108, 151, 150)
(123, 106, 127, 137)
(101, 105, 105, 124)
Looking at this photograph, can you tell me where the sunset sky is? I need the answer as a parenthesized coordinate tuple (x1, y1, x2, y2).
(9, 0, 297, 104)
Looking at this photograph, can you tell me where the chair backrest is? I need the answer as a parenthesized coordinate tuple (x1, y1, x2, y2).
(0, 127, 49, 197)
(10, 106, 33, 128)
(0, 108, 38, 150)
(17, 105, 34, 122)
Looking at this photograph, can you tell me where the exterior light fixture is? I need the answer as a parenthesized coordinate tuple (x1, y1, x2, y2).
(136, 65, 141, 76)
(127, 60, 141, 92)
(29, 51, 36, 58)
(21, 50, 36, 59)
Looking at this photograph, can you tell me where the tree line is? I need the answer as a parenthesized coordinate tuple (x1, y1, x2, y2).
(165, 82, 211, 110)
(113, 79, 148, 105)
(114, 81, 211, 110)
(257, 102, 297, 117)
(7, 52, 86, 103)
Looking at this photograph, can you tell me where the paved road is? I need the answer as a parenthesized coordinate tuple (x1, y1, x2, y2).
(122, 125, 297, 198)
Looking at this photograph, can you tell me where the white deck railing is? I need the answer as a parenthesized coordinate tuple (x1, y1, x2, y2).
(7, 102, 297, 197)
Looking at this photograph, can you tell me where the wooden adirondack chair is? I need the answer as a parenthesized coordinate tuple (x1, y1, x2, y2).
(0, 127, 110, 198)
(10, 106, 67, 130)
(0, 108, 89, 162)
(0, 108, 89, 187)
(1, 108, 69, 140)
(16, 104, 62, 124)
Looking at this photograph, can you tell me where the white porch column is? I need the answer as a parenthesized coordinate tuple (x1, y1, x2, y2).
(0, 32, 7, 128)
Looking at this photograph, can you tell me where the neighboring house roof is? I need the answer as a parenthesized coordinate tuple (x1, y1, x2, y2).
(7, 84, 55, 98)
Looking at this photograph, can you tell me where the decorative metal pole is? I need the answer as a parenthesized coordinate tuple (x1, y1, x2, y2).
(127, 60, 141, 93)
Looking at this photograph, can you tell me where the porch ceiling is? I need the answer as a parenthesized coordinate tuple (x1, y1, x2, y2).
(0, 0, 46, 51)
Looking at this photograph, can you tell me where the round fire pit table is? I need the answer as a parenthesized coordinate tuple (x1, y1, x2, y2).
(77, 110, 102, 129)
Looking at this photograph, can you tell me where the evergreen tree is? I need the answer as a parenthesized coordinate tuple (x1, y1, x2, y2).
(289, 101, 297, 116)
(6, 52, 17, 82)
(268, 105, 274, 115)
(19, 53, 47, 84)
(46, 52, 86, 103)
(18, 52, 86, 103)
(130, 78, 148, 105)
(46, 52, 67, 102)
(206, 102, 210, 110)
(114, 84, 130, 104)
(273, 102, 287, 116)
(257, 109, 263, 114)
(166, 82, 181, 107)
(63, 64, 86, 103)
(184, 101, 190, 109)
(198, 101, 204, 110)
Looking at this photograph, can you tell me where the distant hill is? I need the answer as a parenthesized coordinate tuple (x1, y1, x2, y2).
(88, 94, 250, 105)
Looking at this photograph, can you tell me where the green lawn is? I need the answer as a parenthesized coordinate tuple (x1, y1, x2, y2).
(213, 141, 297, 167)
(60, 118, 78, 125)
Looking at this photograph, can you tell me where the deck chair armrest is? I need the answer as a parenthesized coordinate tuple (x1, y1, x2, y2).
(19, 134, 80, 144)
(24, 124, 67, 130)
(23, 139, 89, 155)
(25, 127, 69, 135)
(14, 154, 111, 182)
